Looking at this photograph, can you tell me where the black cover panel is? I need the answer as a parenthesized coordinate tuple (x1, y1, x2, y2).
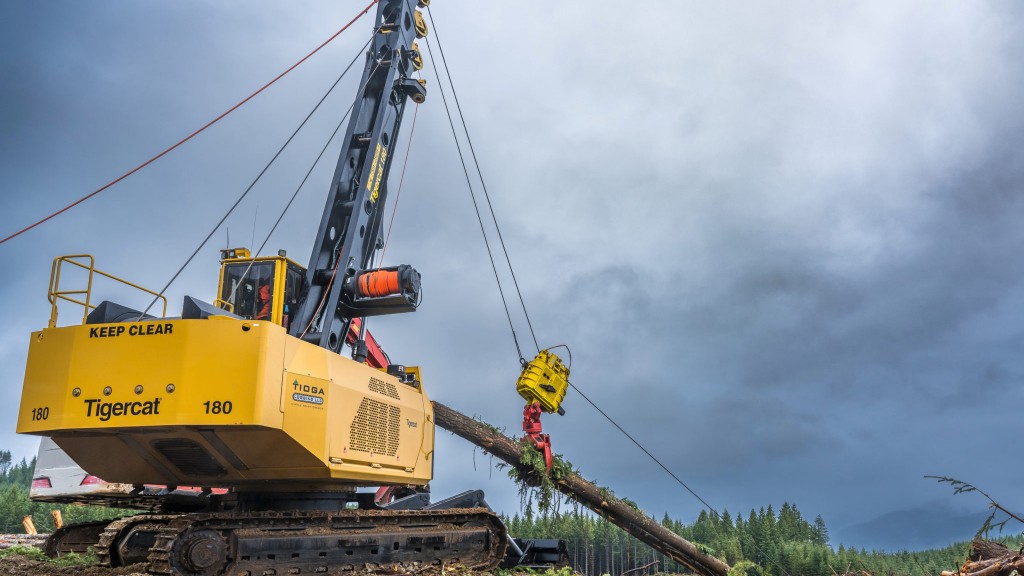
(86, 301, 156, 324)
(181, 295, 243, 321)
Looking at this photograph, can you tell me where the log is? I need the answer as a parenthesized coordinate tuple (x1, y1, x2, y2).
(959, 539, 1024, 576)
(621, 560, 660, 576)
(970, 539, 1012, 562)
(432, 401, 731, 576)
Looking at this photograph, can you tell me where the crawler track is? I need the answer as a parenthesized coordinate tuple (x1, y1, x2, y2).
(47, 505, 508, 574)
(82, 508, 506, 576)
(95, 515, 178, 567)
(43, 520, 109, 557)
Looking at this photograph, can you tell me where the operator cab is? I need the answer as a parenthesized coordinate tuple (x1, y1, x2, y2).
(216, 247, 305, 329)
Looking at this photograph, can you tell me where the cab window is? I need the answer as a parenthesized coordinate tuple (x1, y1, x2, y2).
(282, 264, 304, 329)
(220, 262, 275, 320)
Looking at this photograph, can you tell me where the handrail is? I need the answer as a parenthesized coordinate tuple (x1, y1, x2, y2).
(212, 298, 234, 313)
(48, 254, 168, 328)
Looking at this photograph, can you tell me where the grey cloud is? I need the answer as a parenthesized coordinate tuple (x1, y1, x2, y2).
(4, 1, 1024, 548)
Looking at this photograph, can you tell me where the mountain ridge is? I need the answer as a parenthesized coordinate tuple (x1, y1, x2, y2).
(833, 502, 990, 552)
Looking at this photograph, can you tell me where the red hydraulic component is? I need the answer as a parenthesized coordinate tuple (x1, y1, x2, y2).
(374, 485, 399, 505)
(346, 318, 388, 369)
(374, 485, 422, 506)
(523, 401, 553, 471)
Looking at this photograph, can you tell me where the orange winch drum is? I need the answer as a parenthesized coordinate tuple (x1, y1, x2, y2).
(358, 270, 401, 298)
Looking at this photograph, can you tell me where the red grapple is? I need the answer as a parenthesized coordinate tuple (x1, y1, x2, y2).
(522, 401, 553, 470)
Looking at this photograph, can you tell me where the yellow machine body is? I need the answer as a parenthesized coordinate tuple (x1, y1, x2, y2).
(17, 257, 435, 488)
(515, 350, 569, 414)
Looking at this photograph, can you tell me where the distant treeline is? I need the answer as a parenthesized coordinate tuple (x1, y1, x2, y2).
(505, 502, 1022, 576)
(0, 449, 1017, 576)
(0, 449, 130, 533)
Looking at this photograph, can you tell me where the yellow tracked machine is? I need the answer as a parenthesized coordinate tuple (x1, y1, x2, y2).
(16, 2, 518, 574)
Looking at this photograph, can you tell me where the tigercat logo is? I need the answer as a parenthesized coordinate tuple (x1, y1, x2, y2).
(84, 398, 162, 421)
(366, 142, 388, 203)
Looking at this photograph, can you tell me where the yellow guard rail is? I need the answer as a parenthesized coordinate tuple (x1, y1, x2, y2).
(48, 254, 167, 328)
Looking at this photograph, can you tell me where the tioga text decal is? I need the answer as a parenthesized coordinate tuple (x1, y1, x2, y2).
(291, 380, 325, 407)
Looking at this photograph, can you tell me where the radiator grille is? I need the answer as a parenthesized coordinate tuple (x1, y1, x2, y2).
(368, 377, 400, 400)
(349, 398, 401, 455)
(152, 439, 226, 477)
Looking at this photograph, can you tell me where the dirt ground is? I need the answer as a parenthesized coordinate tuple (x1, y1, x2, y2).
(0, 536, 528, 576)
(0, 557, 518, 576)
(0, 554, 520, 576)
(0, 555, 149, 576)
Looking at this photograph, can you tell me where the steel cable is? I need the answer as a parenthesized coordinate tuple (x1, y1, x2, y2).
(0, 1, 379, 246)
(422, 36, 527, 364)
(425, 6, 541, 355)
(140, 33, 376, 317)
(424, 7, 792, 576)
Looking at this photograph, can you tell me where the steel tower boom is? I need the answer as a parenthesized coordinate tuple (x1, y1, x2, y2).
(290, 0, 427, 353)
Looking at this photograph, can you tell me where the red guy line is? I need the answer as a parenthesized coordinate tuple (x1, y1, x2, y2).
(0, 0, 378, 246)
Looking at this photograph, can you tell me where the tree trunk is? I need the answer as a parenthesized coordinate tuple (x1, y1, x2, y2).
(432, 401, 731, 576)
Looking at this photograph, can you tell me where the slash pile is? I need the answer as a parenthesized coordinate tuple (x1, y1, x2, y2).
(942, 540, 1024, 576)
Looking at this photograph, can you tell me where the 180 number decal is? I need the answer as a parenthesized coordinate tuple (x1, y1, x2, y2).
(30, 407, 49, 421)
(203, 400, 233, 415)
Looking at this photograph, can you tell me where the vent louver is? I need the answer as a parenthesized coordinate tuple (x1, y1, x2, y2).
(349, 398, 401, 456)
(368, 377, 400, 400)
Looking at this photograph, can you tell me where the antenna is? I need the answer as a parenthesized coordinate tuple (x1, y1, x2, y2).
(250, 206, 259, 251)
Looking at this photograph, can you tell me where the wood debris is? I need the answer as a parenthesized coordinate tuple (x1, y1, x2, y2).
(941, 539, 1024, 576)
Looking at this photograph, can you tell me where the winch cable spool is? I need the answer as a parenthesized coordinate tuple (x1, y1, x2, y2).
(140, 31, 383, 318)
(425, 9, 791, 575)
(0, 1, 380, 247)
(357, 269, 401, 298)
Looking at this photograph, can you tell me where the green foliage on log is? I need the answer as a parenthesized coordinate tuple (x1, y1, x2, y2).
(504, 441, 577, 515)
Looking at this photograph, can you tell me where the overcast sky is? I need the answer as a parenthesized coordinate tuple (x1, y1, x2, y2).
(3, 1, 1024, 551)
